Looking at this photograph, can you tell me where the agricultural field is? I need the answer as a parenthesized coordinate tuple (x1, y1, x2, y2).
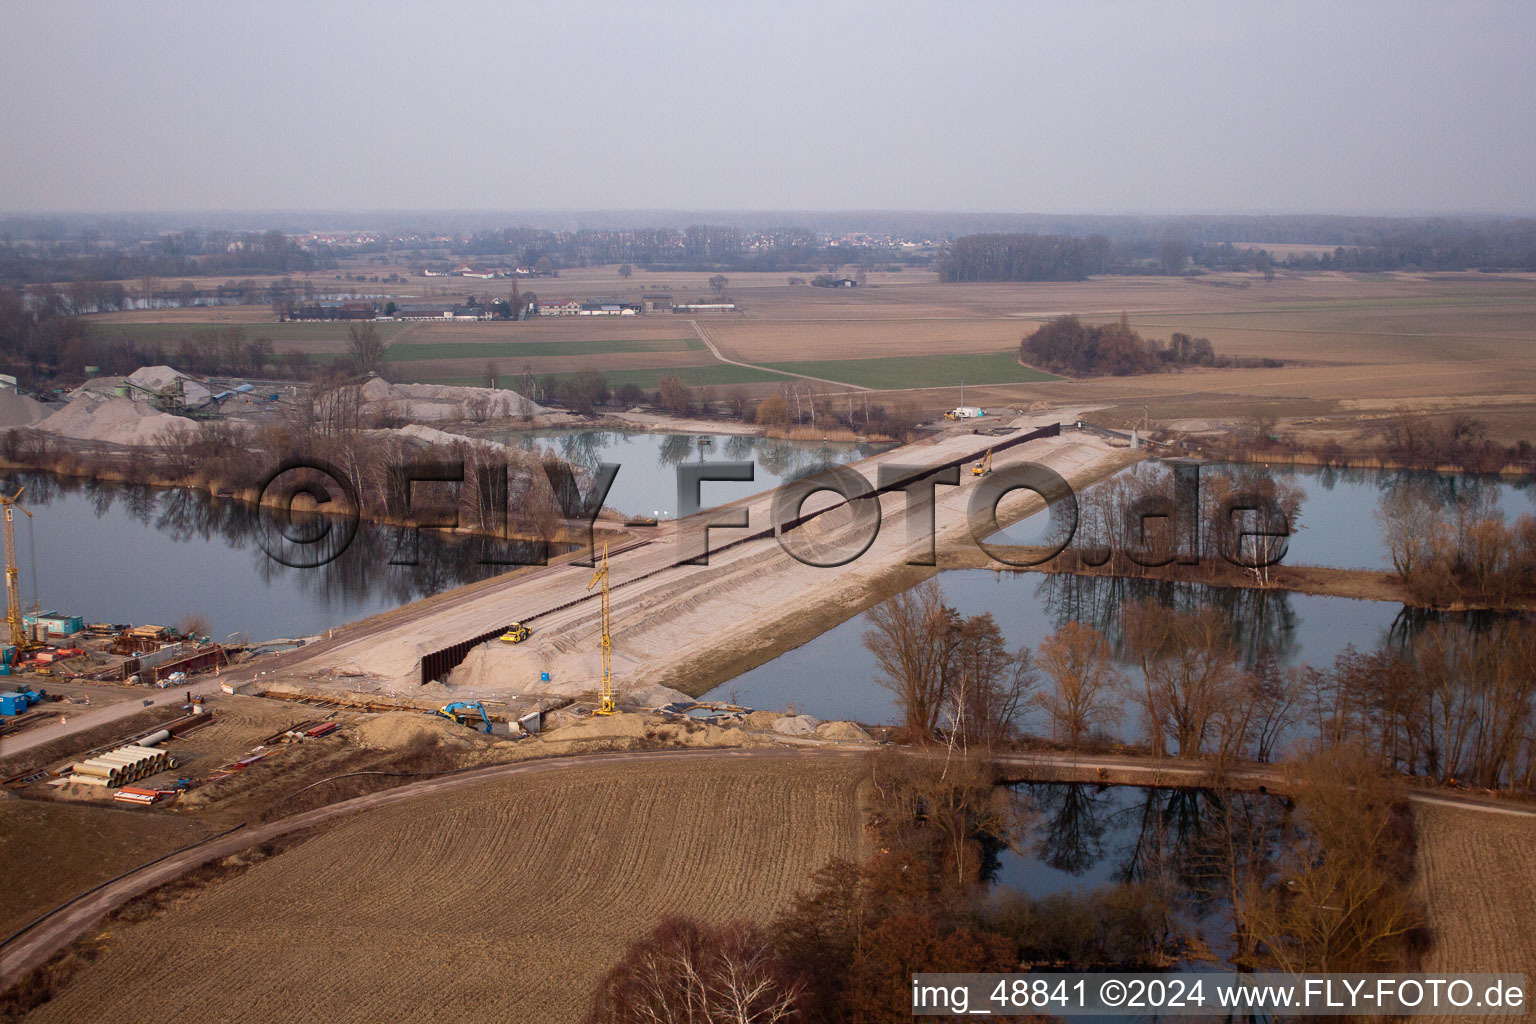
(74, 268, 1536, 441)
(0, 801, 213, 937)
(23, 756, 865, 1024)
(87, 319, 409, 357)
(1412, 803, 1536, 1023)
(762, 351, 1058, 390)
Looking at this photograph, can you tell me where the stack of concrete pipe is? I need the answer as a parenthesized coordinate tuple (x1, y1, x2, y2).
(67, 735, 173, 788)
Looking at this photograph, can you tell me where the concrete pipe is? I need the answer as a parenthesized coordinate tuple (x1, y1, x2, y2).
(113, 749, 166, 769)
(137, 730, 172, 747)
(68, 774, 113, 788)
(70, 762, 120, 781)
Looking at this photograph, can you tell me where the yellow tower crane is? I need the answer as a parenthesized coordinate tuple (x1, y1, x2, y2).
(1, 489, 34, 651)
(585, 542, 617, 715)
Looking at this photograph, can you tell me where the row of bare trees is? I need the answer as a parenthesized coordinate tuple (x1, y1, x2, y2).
(865, 578, 1535, 791)
(1376, 480, 1536, 608)
(1303, 620, 1536, 792)
(1052, 463, 1306, 586)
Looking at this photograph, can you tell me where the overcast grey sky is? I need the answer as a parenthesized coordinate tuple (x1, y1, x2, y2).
(3, 0, 1532, 216)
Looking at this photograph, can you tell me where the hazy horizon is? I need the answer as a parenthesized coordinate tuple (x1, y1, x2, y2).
(4, 0, 1534, 217)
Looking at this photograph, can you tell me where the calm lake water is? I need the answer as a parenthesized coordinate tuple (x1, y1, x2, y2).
(996, 783, 1289, 967)
(0, 429, 882, 642)
(987, 460, 1534, 571)
(485, 429, 888, 518)
(704, 568, 1470, 733)
(1, 472, 540, 642)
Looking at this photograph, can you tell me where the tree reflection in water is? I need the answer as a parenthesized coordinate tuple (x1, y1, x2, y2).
(4, 471, 559, 627)
(1002, 782, 1297, 962)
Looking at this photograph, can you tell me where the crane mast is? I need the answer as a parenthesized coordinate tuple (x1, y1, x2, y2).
(2, 489, 33, 650)
(586, 543, 617, 715)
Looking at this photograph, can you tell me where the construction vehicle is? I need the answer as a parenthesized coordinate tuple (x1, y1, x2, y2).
(1, 489, 36, 653)
(945, 406, 985, 420)
(499, 622, 531, 644)
(971, 448, 993, 476)
(429, 700, 495, 734)
(587, 543, 617, 716)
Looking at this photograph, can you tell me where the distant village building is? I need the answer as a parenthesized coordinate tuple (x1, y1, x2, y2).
(537, 300, 582, 316)
(293, 300, 377, 320)
(673, 302, 739, 313)
(396, 303, 457, 320)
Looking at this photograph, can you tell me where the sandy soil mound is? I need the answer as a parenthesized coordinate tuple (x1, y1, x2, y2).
(39, 395, 195, 445)
(542, 711, 759, 751)
(815, 720, 874, 743)
(361, 380, 548, 423)
(0, 391, 49, 427)
(352, 711, 496, 751)
(740, 711, 784, 731)
(773, 714, 820, 736)
(625, 683, 692, 707)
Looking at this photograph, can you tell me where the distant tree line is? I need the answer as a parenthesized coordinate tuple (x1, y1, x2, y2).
(1020, 314, 1280, 376)
(0, 229, 327, 287)
(941, 219, 1536, 281)
(938, 233, 1112, 282)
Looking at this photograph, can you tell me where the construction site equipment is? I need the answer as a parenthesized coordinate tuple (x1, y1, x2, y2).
(1, 489, 35, 652)
(587, 543, 617, 716)
(430, 701, 494, 734)
(971, 448, 994, 476)
(499, 622, 531, 644)
(945, 406, 985, 420)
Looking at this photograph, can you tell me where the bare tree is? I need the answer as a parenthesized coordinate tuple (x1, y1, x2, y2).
(1035, 622, 1122, 747)
(863, 579, 960, 740)
(346, 322, 386, 373)
(584, 916, 802, 1024)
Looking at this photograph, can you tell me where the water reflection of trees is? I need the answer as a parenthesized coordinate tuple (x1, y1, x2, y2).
(494, 430, 884, 484)
(1034, 573, 1299, 667)
(1010, 782, 1296, 951)
(4, 471, 547, 630)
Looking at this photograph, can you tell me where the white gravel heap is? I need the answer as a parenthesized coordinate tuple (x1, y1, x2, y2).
(39, 394, 195, 446)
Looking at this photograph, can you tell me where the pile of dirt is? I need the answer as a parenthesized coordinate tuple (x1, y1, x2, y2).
(351, 711, 496, 751)
(0, 391, 49, 427)
(626, 683, 693, 707)
(361, 380, 548, 423)
(772, 714, 820, 737)
(815, 720, 874, 743)
(39, 395, 195, 445)
(740, 711, 784, 731)
(541, 711, 763, 752)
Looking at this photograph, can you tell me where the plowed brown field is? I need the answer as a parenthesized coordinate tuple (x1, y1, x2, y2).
(1412, 803, 1536, 1024)
(24, 756, 866, 1024)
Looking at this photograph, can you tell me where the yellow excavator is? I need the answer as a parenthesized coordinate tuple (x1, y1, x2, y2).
(971, 448, 993, 477)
